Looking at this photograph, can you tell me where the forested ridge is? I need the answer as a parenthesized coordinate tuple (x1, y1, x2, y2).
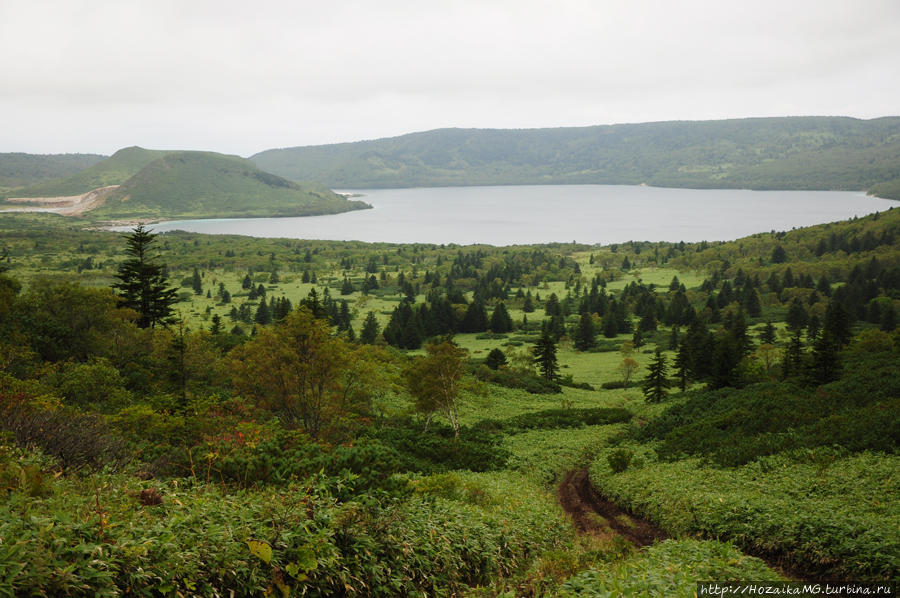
(251, 116, 900, 196)
(0, 208, 897, 595)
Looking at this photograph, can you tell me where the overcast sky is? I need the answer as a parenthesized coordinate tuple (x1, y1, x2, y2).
(1, 0, 898, 156)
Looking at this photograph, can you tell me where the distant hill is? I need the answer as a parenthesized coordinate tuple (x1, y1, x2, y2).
(6, 147, 169, 199)
(88, 151, 369, 220)
(251, 116, 900, 198)
(0, 153, 106, 190)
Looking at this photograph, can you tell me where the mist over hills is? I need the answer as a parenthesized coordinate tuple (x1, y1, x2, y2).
(250, 116, 900, 198)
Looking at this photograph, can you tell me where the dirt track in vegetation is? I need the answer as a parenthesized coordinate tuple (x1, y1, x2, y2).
(2, 185, 118, 215)
(558, 469, 817, 581)
(558, 469, 667, 547)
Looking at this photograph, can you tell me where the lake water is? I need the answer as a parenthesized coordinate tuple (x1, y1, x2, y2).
(144, 185, 895, 245)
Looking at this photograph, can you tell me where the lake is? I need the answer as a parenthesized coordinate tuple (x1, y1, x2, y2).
(144, 185, 895, 245)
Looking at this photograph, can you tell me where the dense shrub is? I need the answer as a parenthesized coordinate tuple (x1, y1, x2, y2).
(640, 352, 900, 465)
(0, 401, 128, 471)
(475, 407, 631, 435)
(369, 419, 509, 473)
(473, 364, 561, 394)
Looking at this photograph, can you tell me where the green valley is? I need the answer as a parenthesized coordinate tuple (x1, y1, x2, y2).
(0, 204, 897, 595)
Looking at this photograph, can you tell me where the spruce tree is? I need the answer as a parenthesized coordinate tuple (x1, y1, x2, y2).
(192, 268, 203, 295)
(112, 224, 178, 329)
(254, 299, 272, 325)
(573, 311, 596, 351)
(360, 311, 380, 344)
(642, 349, 670, 403)
(489, 302, 514, 333)
(533, 332, 559, 382)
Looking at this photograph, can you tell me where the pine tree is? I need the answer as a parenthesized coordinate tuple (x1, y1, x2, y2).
(112, 224, 178, 328)
(642, 349, 670, 403)
(254, 300, 272, 325)
(533, 332, 559, 382)
(760, 321, 776, 344)
(360, 311, 380, 344)
(573, 311, 596, 351)
(210, 314, 222, 335)
(809, 330, 841, 385)
(191, 268, 203, 295)
(489, 302, 514, 333)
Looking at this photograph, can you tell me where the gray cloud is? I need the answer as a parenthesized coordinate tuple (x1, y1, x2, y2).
(1, 0, 898, 155)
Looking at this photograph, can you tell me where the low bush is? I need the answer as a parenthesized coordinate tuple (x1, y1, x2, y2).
(473, 365, 561, 394)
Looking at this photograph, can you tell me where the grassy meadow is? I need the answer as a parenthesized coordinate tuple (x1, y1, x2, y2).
(0, 207, 897, 595)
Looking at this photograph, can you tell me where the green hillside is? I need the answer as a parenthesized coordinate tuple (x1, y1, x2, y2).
(90, 151, 369, 220)
(0, 153, 106, 191)
(251, 116, 900, 197)
(5, 147, 169, 199)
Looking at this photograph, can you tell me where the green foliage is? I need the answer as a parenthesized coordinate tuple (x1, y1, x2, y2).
(4, 146, 165, 198)
(590, 449, 900, 580)
(640, 351, 900, 466)
(251, 117, 900, 195)
(0, 152, 104, 190)
(473, 364, 561, 394)
(369, 419, 509, 473)
(475, 407, 631, 435)
(90, 151, 370, 220)
(559, 539, 783, 597)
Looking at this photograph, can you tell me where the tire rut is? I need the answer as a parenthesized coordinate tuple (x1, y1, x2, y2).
(557, 469, 666, 547)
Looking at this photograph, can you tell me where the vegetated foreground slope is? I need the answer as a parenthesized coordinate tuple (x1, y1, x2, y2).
(0, 152, 106, 190)
(251, 116, 900, 196)
(0, 206, 897, 594)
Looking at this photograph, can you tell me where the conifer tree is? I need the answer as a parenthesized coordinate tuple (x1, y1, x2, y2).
(112, 224, 178, 329)
(191, 268, 203, 295)
(254, 299, 272, 325)
(360, 311, 380, 344)
(573, 311, 596, 351)
(642, 348, 670, 403)
(489, 302, 514, 333)
(533, 332, 559, 382)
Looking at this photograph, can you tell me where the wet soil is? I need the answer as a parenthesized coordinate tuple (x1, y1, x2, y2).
(557, 469, 666, 547)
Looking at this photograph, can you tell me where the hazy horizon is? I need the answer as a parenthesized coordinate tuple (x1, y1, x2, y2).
(2, 0, 898, 156)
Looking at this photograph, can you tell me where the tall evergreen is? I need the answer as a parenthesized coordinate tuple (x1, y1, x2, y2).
(112, 224, 178, 329)
(191, 268, 203, 295)
(489, 302, 514, 333)
(360, 311, 380, 344)
(533, 332, 559, 382)
(573, 311, 596, 351)
(642, 349, 670, 403)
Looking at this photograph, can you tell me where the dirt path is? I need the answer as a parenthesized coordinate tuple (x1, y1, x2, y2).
(557, 469, 666, 547)
(2, 185, 119, 216)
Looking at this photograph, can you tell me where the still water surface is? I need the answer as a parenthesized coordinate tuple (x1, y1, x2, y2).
(146, 185, 894, 245)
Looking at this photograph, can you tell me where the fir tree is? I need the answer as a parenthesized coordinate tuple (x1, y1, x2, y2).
(533, 332, 559, 382)
(112, 224, 178, 329)
(573, 311, 596, 351)
(489, 302, 514, 333)
(254, 300, 272, 325)
(642, 349, 670, 403)
(360, 311, 380, 344)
